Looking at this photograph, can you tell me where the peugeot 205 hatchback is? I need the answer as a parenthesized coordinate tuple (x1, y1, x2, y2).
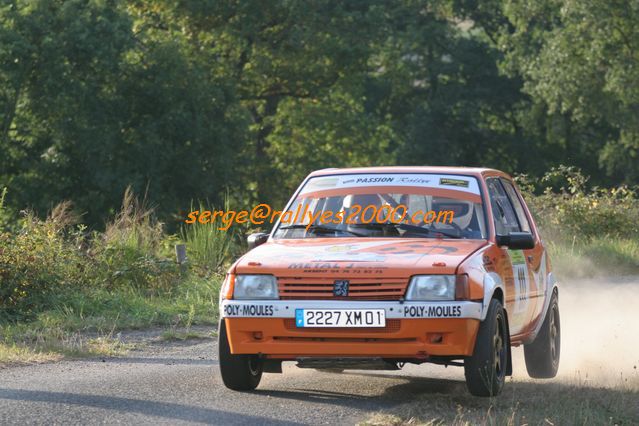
(217, 167, 560, 396)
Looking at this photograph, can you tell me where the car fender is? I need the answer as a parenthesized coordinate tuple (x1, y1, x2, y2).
(481, 272, 505, 321)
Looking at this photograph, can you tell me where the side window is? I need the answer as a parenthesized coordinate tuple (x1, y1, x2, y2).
(500, 179, 531, 233)
(486, 178, 521, 235)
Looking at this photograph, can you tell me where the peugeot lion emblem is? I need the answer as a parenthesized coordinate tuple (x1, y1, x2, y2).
(333, 279, 349, 297)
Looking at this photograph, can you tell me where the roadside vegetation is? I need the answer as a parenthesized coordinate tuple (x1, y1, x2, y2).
(362, 375, 639, 425)
(517, 167, 639, 279)
(1, 168, 638, 366)
(0, 189, 234, 365)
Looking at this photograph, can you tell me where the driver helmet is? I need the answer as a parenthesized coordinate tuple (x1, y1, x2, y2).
(431, 197, 474, 229)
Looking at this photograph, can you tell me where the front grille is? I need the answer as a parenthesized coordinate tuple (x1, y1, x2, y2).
(283, 318, 401, 333)
(278, 277, 407, 300)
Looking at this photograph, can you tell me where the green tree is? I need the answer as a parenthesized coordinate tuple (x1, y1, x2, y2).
(499, 0, 639, 183)
(164, 0, 389, 205)
(0, 0, 242, 226)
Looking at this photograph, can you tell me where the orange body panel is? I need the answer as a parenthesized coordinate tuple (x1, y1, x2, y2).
(221, 166, 555, 360)
(225, 317, 480, 358)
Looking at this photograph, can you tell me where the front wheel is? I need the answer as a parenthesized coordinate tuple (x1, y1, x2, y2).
(524, 291, 560, 378)
(218, 319, 263, 390)
(464, 299, 508, 397)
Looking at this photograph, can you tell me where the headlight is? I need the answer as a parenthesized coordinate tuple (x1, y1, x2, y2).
(406, 275, 455, 301)
(233, 275, 278, 300)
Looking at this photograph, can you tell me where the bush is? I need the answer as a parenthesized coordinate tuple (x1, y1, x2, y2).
(516, 166, 639, 243)
(515, 167, 639, 277)
(1, 189, 185, 322)
(91, 187, 180, 291)
(180, 201, 239, 276)
(0, 204, 90, 321)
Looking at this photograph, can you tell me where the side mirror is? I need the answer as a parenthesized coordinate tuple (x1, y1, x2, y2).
(247, 232, 269, 250)
(495, 232, 535, 250)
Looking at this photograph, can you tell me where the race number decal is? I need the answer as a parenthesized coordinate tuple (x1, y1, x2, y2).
(509, 250, 529, 314)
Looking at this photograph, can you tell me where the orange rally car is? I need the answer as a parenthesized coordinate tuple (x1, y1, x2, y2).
(218, 167, 560, 396)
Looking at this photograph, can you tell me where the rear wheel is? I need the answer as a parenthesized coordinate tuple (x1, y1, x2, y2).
(218, 319, 263, 390)
(524, 291, 560, 378)
(464, 299, 508, 397)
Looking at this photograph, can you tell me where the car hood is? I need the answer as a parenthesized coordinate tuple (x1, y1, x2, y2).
(234, 238, 487, 277)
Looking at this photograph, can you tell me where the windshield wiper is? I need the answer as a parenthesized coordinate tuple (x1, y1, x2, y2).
(349, 222, 462, 239)
(278, 224, 366, 237)
(424, 227, 462, 239)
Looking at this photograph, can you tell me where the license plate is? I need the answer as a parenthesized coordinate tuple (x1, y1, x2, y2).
(295, 309, 386, 328)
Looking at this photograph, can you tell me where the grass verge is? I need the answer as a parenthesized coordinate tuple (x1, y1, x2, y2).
(0, 274, 220, 367)
(361, 376, 639, 425)
(547, 237, 639, 279)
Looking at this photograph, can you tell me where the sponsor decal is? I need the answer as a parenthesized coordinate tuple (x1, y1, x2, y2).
(355, 177, 395, 184)
(374, 243, 457, 255)
(397, 177, 431, 184)
(312, 253, 386, 262)
(428, 245, 458, 254)
(325, 245, 359, 252)
(288, 262, 341, 269)
(223, 304, 274, 317)
(439, 177, 469, 188)
(304, 177, 340, 191)
(403, 305, 462, 318)
(509, 250, 526, 265)
(299, 174, 481, 196)
(508, 250, 529, 314)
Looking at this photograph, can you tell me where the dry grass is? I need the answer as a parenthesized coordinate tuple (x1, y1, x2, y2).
(103, 185, 164, 253)
(360, 376, 639, 426)
(0, 343, 63, 366)
(47, 200, 82, 231)
(0, 330, 135, 368)
(548, 238, 639, 279)
(361, 387, 638, 425)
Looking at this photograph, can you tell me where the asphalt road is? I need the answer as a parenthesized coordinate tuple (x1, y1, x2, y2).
(2, 277, 636, 425)
(0, 334, 469, 425)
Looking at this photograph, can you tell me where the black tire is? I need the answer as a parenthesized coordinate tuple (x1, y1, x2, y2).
(524, 291, 560, 378)
(218, 319, 263, 390)
(464, 299, 508, 397)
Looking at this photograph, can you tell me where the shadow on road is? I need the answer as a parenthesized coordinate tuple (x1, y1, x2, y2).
(253, 373, 466, 412)
(75, 356, 217, 366)
(0, 388, 301, 425)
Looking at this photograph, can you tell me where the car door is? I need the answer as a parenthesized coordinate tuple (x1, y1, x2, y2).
(485, 178, 535, 335)
(499, 178, 547, 327)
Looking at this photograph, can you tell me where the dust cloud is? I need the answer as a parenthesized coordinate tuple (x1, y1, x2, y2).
(512, 276, 639, 388)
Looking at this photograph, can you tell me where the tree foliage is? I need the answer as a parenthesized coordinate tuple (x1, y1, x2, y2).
(0, 0, 637, 228)
(500, 0, 639, 181)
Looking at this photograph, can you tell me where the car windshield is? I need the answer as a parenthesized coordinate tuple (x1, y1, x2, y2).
(273, 173, 487, 239)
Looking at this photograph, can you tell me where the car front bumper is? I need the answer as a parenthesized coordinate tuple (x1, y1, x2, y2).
(220, 300, 482, 358)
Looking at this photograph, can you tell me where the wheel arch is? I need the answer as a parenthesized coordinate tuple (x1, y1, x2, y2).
(481, 272, 505, 321)
(526, 272, 559, 343)
(492, 287, 504, 305)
